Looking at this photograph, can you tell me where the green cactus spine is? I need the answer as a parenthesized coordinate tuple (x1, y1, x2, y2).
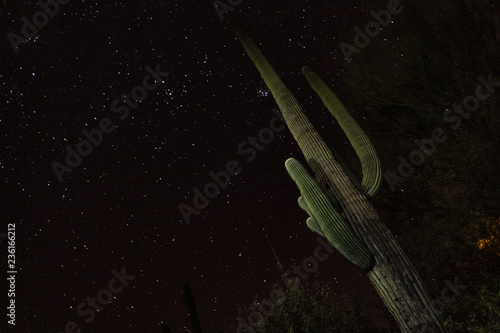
(229, 18, 448, 333)
(301, 66, 382, 198)
(286, 158, 374, 271)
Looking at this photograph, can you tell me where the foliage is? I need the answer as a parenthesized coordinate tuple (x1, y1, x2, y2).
(336, 0, 500, 331)
(240, 278, 391, 333)
(441, 217, 500, 332)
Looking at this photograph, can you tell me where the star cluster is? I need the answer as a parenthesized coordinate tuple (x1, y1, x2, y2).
(2, 1, 387, 332)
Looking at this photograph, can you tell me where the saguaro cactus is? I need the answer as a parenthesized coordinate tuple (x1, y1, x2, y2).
(182, 282, 203, 333)
(162, 282, 225, 333)
(229, 18, 448, 333)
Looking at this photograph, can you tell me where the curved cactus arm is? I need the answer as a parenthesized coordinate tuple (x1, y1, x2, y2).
(300, 197, 331, 237)
(302, 66, 382, 198)
(285, 158, 374, 271)
(298, 196, 309, 214)
(300, 192, 342, 216)
(328, 143, 363, 193)
(306, 217, 325, 237)
(299, 197, 326, 236)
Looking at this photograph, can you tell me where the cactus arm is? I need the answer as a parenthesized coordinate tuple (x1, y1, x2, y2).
(297, 196, 308, 212)
(300, 196, 334, 238)
(327, 143, 363, 193)
(182, 282, 203, 333)
(302, 66, 382, 198)
(300, 191, 342, 216)
(285, 158, 374, 271)
(299, 196, 327, 236)
(299, 196, 322, 234)
(306, 217, 325, 237)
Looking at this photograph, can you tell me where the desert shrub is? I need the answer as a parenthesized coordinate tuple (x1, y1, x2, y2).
(239, 278, 393, 333)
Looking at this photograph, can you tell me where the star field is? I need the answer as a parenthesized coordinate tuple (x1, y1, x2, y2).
(1, 1, 396, 332)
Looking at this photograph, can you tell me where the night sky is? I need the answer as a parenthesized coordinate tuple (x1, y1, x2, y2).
(2, 1, 403, 332)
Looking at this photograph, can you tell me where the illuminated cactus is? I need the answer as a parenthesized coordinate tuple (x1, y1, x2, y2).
(229, 18, 448, 333)
(288, 159, 375, 271)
